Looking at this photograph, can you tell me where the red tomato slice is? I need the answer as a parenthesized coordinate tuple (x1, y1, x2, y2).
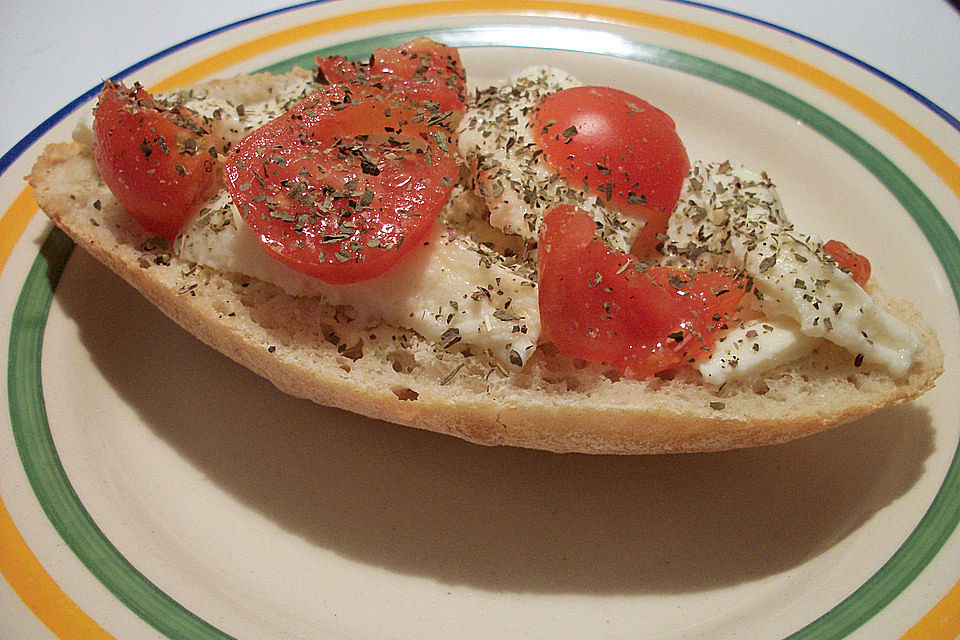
(224, 84, 458, 284)
(538, 205, 746, 378)
(824, 239, 871, 287)
(530, 85, 690, 258)
(317, 37, 466, 120)
(92, 81, 217, 240)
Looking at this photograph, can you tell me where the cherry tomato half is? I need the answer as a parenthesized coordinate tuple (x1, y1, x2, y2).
(538, 205, 746, 378)
(530, 85, 690, 258)
(224, 84, 458, 284)
(92, 81, 217, 240)
(317, 37, 466, 122)
(824, 239, 871, 287)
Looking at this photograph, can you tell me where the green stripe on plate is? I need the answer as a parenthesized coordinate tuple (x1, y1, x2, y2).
(9, 24, 960, 640)
(8, 230, 236, 638)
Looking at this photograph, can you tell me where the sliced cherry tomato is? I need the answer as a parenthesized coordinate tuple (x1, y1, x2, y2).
(824, 239, 871, 287)
(530, 85, 690, 259)
(538, 205, 746, 378)
(317, 37, 466, 121)
(224, 84, 458, 284)
(92, 81, 217, 240)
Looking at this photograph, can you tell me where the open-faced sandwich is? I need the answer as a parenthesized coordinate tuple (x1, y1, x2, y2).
(28, 38, 943, 453)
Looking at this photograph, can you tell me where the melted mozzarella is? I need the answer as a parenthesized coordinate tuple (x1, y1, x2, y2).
(166, 74, 318, 151)
(179, 191, 540, 367)
(698, 317, 819, 386)
(667, 161, 925, 381)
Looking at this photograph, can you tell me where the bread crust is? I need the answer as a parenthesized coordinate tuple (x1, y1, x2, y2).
(26, 79, 944, 454)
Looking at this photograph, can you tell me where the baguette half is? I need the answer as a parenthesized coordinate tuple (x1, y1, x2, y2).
(27, 73, 944, 454)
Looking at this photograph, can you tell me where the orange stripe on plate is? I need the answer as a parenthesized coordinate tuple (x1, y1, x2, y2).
(0, 496, 115, 639)
(0, 186, 40, 276)
(900, 578, 960, 640)
(2, 2, 959, 638)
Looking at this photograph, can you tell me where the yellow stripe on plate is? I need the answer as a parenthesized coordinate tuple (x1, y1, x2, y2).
(1, 2, 958, 638)
(0, 187, 39, 276)
(900, 578, 960, 640)
(0, 497, 116, 639)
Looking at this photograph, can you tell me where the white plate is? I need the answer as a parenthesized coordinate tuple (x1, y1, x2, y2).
(2, 2, 959, 639)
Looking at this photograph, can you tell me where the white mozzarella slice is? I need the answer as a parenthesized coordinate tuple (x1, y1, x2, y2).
(666, 161, 925, 376)
(698, 317, 819, 387)
(179, 191, 540, 367)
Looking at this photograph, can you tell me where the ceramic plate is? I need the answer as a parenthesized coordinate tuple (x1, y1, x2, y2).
(2, 2, 959, 639)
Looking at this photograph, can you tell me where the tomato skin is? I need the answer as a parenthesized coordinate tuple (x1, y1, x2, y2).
(538, 205, 746, 378)
(92, 81, 216, 241)
(530, 86, 690, 258)
(823, 239, 871, 287)
(224, 84, 458, 284)
(317, 37, 466, 120)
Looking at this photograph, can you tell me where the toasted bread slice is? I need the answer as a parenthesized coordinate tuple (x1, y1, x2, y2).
(26, 73, 943, 454)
